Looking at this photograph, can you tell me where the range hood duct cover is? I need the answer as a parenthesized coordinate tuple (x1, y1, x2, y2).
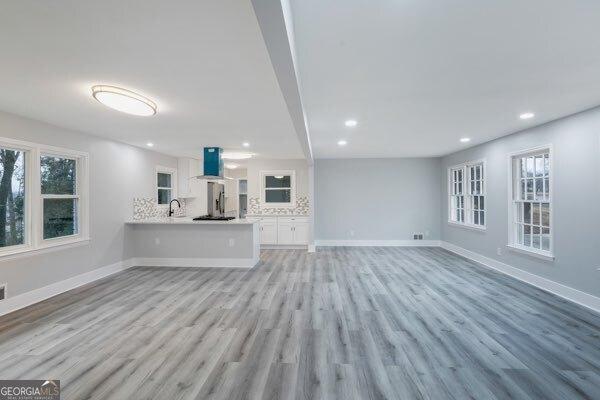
(193, 147, 224, 180)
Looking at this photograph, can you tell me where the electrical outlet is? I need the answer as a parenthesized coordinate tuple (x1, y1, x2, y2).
(154, 237, 160, 245)
(413, 233, 424, 240)
(496, 247, 502, 256)
(425, 230, 430, 237)
(349, 230, 355, 237)
(228, 238, 235, 247)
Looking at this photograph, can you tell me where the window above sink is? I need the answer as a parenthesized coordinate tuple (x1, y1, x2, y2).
(260, 170, 295, 208)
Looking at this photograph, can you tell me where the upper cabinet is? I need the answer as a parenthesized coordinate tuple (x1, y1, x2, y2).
(178, 158, 206, 198)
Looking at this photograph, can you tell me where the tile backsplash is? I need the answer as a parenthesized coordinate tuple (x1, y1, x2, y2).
(132, 197, 186, 220)
(133, 195, 308, 219)
(248, 195, 309, 216)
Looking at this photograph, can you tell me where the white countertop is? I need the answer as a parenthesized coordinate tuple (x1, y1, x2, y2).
(245, 214, 309, 217)
(126, 217, 259, 225)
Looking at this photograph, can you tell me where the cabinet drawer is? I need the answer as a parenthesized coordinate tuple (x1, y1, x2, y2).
(278, 217, 309, 223)
(258, 217, 278, 223)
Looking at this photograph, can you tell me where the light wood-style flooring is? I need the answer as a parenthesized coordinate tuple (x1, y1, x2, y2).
(1, 247, 599, 399)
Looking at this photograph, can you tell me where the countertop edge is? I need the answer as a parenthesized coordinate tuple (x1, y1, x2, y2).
(126, 218, 259, 225)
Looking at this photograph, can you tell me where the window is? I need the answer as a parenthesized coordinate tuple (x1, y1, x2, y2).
(448, 161, 486, 228)
(0, 147, 26, 249)
(509, 147, 552, 257)
(260, 170, 295, 207)
(156, 167, 177, 205)
(41, 155, 79, 239)
(0, 137, 89, 258)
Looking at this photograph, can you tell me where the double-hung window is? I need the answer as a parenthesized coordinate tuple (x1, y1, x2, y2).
(0, 145, 27, 250)
(0, 137, 89, 258)
(260, 170, 296, 207)
(448, 160, 486, 228)
(156, 167, 177, 205)
(509, 147, 552, 258)
(41, 154, 80, 239)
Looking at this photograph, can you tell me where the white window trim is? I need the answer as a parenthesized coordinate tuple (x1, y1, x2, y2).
(155, 166, 177, 206)
(0, 137, 90, 260)
(506, 144, 554, 261)
(260, 170, 296, 208)
(447, 159, 487, 230)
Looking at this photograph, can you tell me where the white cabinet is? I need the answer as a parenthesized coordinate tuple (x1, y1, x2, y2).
(256, 216, 309, 246)
(277, 222, 295, 244)
(293, 221, 309, 244)
(259, 217, 278, 245)
(177, 158, 205, 198)
(277, 217, 309, 245)
(224, 178, 238, 214)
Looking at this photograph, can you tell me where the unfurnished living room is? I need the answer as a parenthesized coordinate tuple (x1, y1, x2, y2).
(0, 1, 599, 399)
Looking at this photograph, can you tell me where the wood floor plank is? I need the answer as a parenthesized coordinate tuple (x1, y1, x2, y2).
(1, 247, 599, 399)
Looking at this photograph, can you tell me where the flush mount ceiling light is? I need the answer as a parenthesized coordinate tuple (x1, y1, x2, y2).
(337, 140, 348, 146)
(460, 137, 471, 143)
(242, 142, 250, 148)
(224, 163, 238, 169)
(91, 85, 157, 116)
(222, 151, 253, 160)
(274, 175, 284, 179)
(146, 142, 154, 147)
(519, 112, 535, 120)
(344, 120, 357, 127)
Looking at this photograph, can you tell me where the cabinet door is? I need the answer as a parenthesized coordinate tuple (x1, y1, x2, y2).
(260, 223, 277, 244)
(293, 222, 309, 244)
(277, 222, 295, 245)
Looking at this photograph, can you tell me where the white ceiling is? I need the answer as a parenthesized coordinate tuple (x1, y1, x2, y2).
(291, 0, 600, 158)
(0, 0, 305, 159)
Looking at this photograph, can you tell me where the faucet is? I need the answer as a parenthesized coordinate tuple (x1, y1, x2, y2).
(168, 199, 181, 217)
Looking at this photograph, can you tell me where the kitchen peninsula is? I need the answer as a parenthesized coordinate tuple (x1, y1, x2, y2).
(125, 217, 260, 268)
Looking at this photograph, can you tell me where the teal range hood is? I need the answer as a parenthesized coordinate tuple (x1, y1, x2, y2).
(193, 147, 224, 179)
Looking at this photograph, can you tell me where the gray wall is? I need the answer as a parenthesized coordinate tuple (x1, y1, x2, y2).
(441, 107, 600, 297)
(315, 158, 441, 241)
(0, 111, 177, 298)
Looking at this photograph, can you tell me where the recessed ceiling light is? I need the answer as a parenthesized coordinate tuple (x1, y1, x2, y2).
(345, 120, 357, 127)
(222, 151, 253, 160)
(225, 163, 238, 169)
(91, 85, 157, 116)
(460, 137, 471, 143)
(242, 142, 250, 147)
(337, 140, 348, 146)
(520, 112, 535, 120)
(146, 142, 154, 147)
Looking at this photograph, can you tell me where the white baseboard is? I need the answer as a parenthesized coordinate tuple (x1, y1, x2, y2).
(0, 259, 134, 317)
(260, 244, 308, 250)
(130, 257, 258, 268)
(440, 241, 600, 314)
(316, 239, 441, 247)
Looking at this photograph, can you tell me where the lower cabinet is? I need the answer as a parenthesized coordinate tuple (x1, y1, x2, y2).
(277, 217, 309, 245)
(292, 221, 309, 244)
(259, 216, 309, 245)
(258, 217, 278, 244)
